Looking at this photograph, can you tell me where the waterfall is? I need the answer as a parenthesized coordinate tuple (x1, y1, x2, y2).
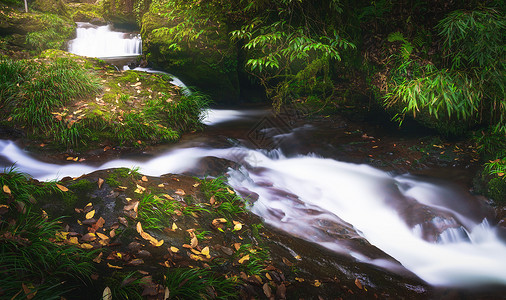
(68, 22, 141, 58)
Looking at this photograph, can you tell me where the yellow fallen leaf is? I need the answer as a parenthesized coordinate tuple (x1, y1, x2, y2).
(84, 202, 93, 209)
(163, 194, 174, 200)
(107, 263, 123, 269)
(226, 187, 235, 194)
(136, 222, 143, 234)
(150, 239, 164, 247)
(55, 231, 69, 240)
(233, 243, 241, 251)
(238, 254, 250, 264)
(172, 222, 178, 230)
(97, 232, 109, 240)
(313, 280, 321, 287)
(233, 221, 242, 231)
(67, 157, 74, 161)
(69, 236, 79, 245)
(295, 277, 304, 282)
(81, 243, 94, 249)
(191, 248, 201, 255)
(3, 185, 11, 194)
(175, 189, 185, 196)
(125, 197, 132, 202)
(158, 184, 165, 188)
(190, 254, 203, 261)
(56, 184, 68, 192)
(192, 182, 200, 187)
(201, 246, 210, 258)
(141, 176, 148, 182)
(265, 273, 272, 281)
(86, 210, 95, 219)
(170, 246, 179, 253)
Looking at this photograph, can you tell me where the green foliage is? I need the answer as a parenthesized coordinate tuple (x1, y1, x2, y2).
(199, 176, 247, 217)
(0, 58, 101, 147)
(103, 272, 144, 300)
(0, 168, 95, 299)
(230, 1, 355, 110)
(234, 244, 270, 276)
(164, 267, 238, 299)
(138, 193, 183, 230)
(384, 7, 505, 135)
(26, 13, 75, 52)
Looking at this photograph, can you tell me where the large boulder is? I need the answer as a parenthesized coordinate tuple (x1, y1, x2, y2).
(141, 2, 240, 104)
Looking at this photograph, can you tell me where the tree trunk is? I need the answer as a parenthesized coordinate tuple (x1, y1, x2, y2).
(24, 0, 28, 12)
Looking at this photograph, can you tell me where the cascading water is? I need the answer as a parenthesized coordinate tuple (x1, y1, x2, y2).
(1, 110, 506, 288)
(68, 22, 141, 58)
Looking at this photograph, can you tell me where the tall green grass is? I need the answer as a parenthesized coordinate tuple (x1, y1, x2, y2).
(0, 168, 95, 299)
(165, 268, 238, 299)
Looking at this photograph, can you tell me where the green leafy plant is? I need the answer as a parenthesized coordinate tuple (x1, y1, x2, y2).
(138, 194, 183, 230)
(164, 267, 238, 299)
(199, 176, 247, 217)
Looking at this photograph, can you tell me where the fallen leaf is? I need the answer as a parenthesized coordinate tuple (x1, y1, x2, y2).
(162, 194, 174, 200)
(118, 217, 128, 227)
(233, 221, 242, 231)
(136, 222, 144, 234)
(97, 232, 109, 240)
(109, 229, 116, 238)
(164, 287, 170, 300)
(313, 279, 321, 287)
(175, 189, 185, 196)
(98, 178, 104, 189)
(170, 246, 179, 253)
(128, 258, 144, 266)
(233, 243, 241, 251)
(355, 278, 363, 289)
(3, 185, 11, 194)
(96, 217, 106, 228)
(190, 236, 198, 248)
(263, 283, 272, 298)
(192, 182, 200, 187)
(201, 246, 210, 258)
(69, 236, 79, 245)
(226, 187, 235, 194)
(265, 273, 272, 281)
(158, 184, 165, 188)
(150, 239, 164, 247)
(102, 286, 112, 300)
(209, 195, 215, 205)
(107, 263, 123, 269)
(81, 233, 96, 242)
(172, 222, 178, 230)
(282, 257, 294, 266)
(141, 176, 148, 182)
(56, 184, 68, 192)
(135, 184, 146, 194)
(81, 243, 94, 249)
(276, 283, 287, 299)
(86, 210, 95, 219)
(93, 252, 103, 263)
(67, 156, 74, 161)
(295, 277, 304, 282)
(22, 283, 36, 299)
(238, 255, 250, 264)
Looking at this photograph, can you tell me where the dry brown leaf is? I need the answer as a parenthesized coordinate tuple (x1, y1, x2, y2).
(96, 217, 106, 228)
(354, 278, 363, 290)
(2, 185, 11, 195)
(97, 178, 104, 189)
(81, 233, 96, 242)
(190, 236, 198, 248)
(282, 257, 294, 267)
(263, 283, 272, 298)
(86, 210, 95, 220)
(118, 217, 128, 227)
(22, 283, 36, 299)
(209, 195, 215, 205)
(233, 243, 241, 251)
(110, 229, 116, 238)
(56, 184, 69, 192)
(93, 252, 103, 263)
(175, 189, 185, 196)
(128, 258, 144, 266)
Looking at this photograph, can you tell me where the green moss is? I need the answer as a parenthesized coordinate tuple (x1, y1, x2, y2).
(69, 179, 95, 194)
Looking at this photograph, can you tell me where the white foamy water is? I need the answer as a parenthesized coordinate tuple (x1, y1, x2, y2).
(68, 22, 141, 57)
(1, 110, 506, 288)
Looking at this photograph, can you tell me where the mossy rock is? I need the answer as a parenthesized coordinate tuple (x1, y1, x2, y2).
(67, 2, 106, 24)
(102, 0, 141, 29)
(141, 3, 240, 104)
(33, 0, 68, 15)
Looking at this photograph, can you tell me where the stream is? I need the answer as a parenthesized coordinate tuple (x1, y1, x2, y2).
(1, 22, 505, 290)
